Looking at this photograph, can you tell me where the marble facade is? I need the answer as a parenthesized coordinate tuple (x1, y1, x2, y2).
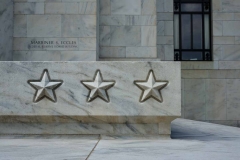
(1, 0, 240, 132)
(99, 0, 157, 59)
(13, 0, 97, 61)
(0, 62, 180, 135)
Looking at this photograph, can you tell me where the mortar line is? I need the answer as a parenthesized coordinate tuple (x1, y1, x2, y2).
(86, 135, 101, 160)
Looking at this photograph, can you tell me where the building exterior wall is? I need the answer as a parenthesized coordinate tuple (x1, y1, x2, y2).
(12, 0, 97, 61)
(0, 0, 13, 61)
(1, 0, 240, 127)
(181, 0, 240, 127)
(99, 0, 157, 59)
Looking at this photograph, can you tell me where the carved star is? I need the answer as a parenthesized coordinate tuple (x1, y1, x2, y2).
(134, 70, 168, 103)
(81, 70, 115, 102)
(28, 69, 63, 103)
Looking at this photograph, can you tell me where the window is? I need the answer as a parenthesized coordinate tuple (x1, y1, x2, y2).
(174, 0, 212, 61)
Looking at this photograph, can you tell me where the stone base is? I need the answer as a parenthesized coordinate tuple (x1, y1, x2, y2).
(0, 61, 180, 136)
(0, 116, 177, 135)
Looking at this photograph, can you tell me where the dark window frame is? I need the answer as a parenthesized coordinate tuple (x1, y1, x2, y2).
(174, 0, 212, 61)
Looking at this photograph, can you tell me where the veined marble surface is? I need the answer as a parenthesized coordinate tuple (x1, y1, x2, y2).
(1, 119, 240, 160)
(0, 62, 180, 119)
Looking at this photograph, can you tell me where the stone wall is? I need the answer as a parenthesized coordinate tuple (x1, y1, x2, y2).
(157, 0, 174, 60)
(0, 0, 13, 61)
(13, 0, 97, 61)
(181, 0, 240, 128)
(99, 0, 157, 59)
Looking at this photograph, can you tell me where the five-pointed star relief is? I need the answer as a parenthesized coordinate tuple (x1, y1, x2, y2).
(134, 70, 168, 103)
(28, 69, 63, 103)
(81, 70, 115, 102)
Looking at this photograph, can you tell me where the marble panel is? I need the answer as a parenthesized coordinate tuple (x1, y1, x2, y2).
(213, 45, 222, 60)
(223, 21, 240, 36)
(78, 38, 96, 51)
(164, 21, 173, 36)
(184, 79, 206, 120)
(0, 62, 180, 118)
(100, 26, 111, 46)
(99, 47, 126, 58)
(213, 13, 234, 20)
(45, 3, 78, 14)
(164, 45, 174, 60)
(13, 51, 96, 61)
(222, 45, 240, 60)
(156, 0, 164, 12)
(213, 37, 235, 45)
(222, 0, 240, 12)
(125, 16, 156, 25)
(111, 0, 141, 15)
(227, 79, 240, 120)
(110, 26, 141, 46)
(157, 36, 173, 45)
(213, 21, 223, 36)
(79, 2, 96, 15)
(126, 47, 157, 58)
(27, 15, 61, 37)
(141, 26, 156, 46)
(219, 61, 240, 69)
(212, 0, 222, 12)
(14, 2, 44, 14)
(181, 62, 219, 70)
(157, 45, 165, 60)
(234, 13, 240, 20)
(181, 79, 184, 118)
(157, 21, 164, 36)
(100, 0, 110, 15)
(206, 79, 227, 120)
(141, 0, 156, 15)
(100, 16, 125, 26)
(65, 3, 79, 14)
(235, 37, 240, 44)
(14, 15, 27, 37)
(181, 70, 209, 79)
(0, 0, 13, 61)
(157, 13, 173, 20)
(164, 0, 173, 12)
(13, 38, 44, 51)
(62, 15, 96, 38)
